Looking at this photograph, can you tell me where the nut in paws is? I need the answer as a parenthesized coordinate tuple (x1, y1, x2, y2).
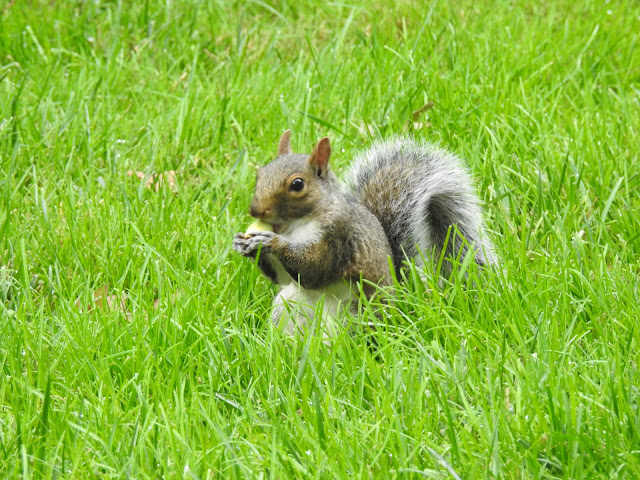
(233, 231, 275, 257)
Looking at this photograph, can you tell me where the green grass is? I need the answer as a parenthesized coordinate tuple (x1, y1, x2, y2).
(1, 0, 640, 478)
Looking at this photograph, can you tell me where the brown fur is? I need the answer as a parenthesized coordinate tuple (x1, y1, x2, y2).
(235, 134, 393, 297)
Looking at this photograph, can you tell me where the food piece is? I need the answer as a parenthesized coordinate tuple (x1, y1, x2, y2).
(246, 219, 274, 234)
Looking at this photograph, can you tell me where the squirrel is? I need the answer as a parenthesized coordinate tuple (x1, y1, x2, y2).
(233, 130, 496, 335)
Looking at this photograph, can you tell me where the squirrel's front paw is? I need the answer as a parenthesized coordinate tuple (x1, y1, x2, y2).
(233, 231, 275, 257)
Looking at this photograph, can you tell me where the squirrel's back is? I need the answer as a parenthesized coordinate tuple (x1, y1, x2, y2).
(342, 137, 496, 275)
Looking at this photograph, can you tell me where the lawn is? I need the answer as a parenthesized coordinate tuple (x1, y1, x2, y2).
(1, 0, 639, 478)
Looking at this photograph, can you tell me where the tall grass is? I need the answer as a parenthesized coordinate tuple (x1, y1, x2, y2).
(1, 0, 639, 478)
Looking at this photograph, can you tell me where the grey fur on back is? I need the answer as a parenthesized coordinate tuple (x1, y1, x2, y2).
(342, 137, 496, 275)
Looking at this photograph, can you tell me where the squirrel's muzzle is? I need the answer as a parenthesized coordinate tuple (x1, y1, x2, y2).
(250, 203, 272, 219)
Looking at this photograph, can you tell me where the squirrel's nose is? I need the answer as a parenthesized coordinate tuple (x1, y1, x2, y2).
(250, 204, 269, 218)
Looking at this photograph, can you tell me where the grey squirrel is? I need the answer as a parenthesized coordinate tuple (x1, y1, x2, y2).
(233, 130, 496, 335)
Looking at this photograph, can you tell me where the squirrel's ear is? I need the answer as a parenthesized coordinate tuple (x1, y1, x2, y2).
(277, 130, 293, 156)
(309, 137, 331, 178)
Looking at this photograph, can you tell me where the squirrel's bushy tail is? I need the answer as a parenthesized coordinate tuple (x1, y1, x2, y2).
(343, 137, 497, 275)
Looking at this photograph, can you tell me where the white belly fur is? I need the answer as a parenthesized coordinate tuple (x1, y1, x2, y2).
(265, 253, 292, 285)
(272, 281, 355, 336)
(269, 218, 353, 336)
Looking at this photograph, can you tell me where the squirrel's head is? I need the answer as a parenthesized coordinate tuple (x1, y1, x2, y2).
(250, 130, 334, 233)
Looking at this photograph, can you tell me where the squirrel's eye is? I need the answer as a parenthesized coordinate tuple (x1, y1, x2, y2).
(289, 178, 305, 192)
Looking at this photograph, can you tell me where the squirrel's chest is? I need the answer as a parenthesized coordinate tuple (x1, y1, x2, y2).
(269, 219, 323, 285)
(280, 219, 321, 243)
